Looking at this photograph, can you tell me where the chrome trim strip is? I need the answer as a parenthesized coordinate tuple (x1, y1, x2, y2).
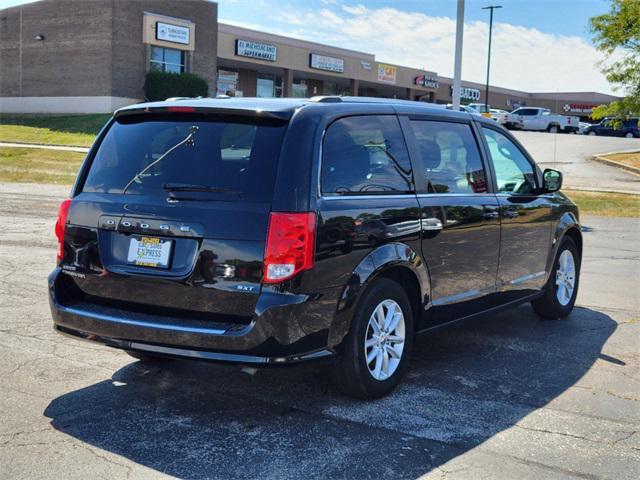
(416, 193, 498, 198)
(494, 193, 543, 198)
(509, 271, 546, 285)
(129, 342, 267, 363)
(60, 305, 228, 335)
(429, 284, 497, 307)
(321, 194, 417, 200)
(129, 342, 334, 364)
(55, 325, 335, 364)
(431, 288, 482, 306)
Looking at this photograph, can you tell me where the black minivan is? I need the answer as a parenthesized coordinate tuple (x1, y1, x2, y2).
(49, 97, 582, 398)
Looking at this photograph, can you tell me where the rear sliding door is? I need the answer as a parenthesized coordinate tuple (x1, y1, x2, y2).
(403, 118, 501, 325)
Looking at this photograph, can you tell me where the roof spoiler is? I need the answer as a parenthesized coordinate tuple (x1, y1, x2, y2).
(113, 104, 292, 121)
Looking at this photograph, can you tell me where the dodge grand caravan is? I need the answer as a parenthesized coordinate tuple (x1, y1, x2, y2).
(49, 97, 582, 398)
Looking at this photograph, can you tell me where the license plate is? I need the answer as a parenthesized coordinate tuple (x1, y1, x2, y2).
(127, 236, 173, 268)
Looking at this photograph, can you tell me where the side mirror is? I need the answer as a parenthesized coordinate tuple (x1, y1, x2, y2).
(543, 168, 562, 193)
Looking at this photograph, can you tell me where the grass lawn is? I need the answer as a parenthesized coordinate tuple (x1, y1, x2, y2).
(564, 190, 640, 217)
(0, 114, 110, 147)
(0, 147, 85, 185)
(599, 151, 640, 170)
(1, 144, 638, 218)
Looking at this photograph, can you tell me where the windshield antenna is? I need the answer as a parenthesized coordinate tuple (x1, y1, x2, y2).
(122, 125, 199, 194)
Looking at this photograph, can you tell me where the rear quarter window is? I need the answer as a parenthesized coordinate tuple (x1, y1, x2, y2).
(82, 114, 287, 203)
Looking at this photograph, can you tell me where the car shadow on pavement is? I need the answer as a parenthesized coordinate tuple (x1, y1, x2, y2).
(44, 305, 617, 479)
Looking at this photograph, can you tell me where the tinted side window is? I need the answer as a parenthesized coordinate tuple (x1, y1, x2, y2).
(482, 127, 537, 194)
(410, 121, 487, 194)
(321, 115, 413, 194)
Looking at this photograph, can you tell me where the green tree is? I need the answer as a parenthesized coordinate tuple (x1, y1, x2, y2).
(589, 0, 640, 120)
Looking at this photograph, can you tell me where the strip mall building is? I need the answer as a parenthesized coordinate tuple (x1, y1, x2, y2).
(0, 0, 619, 119)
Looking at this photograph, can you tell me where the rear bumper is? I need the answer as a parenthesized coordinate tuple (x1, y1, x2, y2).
(49, 269, 337, 365)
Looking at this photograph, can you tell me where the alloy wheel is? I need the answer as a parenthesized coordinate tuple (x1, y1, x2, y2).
(364, 299, 406, 381)
(555, 249, 576, 306)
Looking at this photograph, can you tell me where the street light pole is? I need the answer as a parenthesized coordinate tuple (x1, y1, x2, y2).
(452, 0, 465, 110)
(482, 5, 502, 113)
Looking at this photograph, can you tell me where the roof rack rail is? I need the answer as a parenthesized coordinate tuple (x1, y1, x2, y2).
(165, 96, 206, 101)
(309, 96, 343, 103)
(308, 96, 446, 107)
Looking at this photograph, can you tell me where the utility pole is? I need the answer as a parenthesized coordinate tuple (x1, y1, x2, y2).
(451, 0, 465, 110)
(482, 5, 502, 112)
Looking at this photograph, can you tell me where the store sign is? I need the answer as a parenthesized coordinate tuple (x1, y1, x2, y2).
(563, 103, 601, 113)
(156, 22, 190, 45)
(235, 39, 277, 62)
(450, 86, 481, 101)
(414, 75, 439, 89)
(309, 53, 344, 73)
(360, 60, 372, 70)
(377, 63, 397, 84)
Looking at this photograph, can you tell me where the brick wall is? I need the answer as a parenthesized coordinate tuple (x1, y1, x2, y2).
(0, 0, 114, 97)
(0, 0, 218, 100)
(112, 0, 218, 100)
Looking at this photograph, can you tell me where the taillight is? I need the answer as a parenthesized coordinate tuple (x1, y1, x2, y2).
(263, 212, 316, 283)
(55, 199, 72, 262)
(166, 106, 196, 113)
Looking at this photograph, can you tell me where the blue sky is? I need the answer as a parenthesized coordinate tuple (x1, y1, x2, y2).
(218, 0, 610, 42)
(5, 0, 617, 94)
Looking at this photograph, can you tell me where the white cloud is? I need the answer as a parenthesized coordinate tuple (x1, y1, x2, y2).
(255, 2, 619, 95)
(342, 4, 367, 15)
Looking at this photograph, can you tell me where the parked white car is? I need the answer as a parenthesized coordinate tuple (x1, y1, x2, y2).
(490, 108, 524, 130)
(510, 107, 580, 133)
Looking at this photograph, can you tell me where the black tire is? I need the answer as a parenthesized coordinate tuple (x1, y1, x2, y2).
(531, 237, 580, 319)
(331, 278, 414, 399)
(126, 350, 171, 362)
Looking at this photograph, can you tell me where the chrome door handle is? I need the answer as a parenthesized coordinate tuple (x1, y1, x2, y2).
(421, 217, 443, 231)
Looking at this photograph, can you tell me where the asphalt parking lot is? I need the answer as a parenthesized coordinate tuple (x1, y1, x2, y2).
(0, 179, 638, 480)
(512, 131, 640, 194)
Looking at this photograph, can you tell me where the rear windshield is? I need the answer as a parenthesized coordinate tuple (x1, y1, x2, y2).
(82, 114, 287, 203)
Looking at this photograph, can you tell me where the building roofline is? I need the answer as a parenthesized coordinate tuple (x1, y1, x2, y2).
(529, 91, 620, 96)
(218, 22, 376, 61)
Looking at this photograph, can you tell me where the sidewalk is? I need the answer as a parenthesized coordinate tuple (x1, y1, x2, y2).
(0, 141, 89, 153)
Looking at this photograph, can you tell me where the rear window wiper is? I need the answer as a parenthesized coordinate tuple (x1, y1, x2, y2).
(163, 183, 240, 194)
(122, 125, 199, 194)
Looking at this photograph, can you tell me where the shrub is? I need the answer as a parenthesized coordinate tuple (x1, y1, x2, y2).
(144, 71, 209, 101)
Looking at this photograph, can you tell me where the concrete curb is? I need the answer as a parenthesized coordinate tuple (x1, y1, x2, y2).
(590, 150, 640, 176)
(564, 186, 640, 196)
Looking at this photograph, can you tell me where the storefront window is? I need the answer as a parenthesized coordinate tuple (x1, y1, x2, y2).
(257, 76, 275, 97)
(323, 81, 337, 95)
(150, 46, 185, 73)
(292, 82, 308, 98)
(217, 69, 238, 96)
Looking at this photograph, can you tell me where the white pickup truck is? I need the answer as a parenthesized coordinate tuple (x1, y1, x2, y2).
(510, 107, 580, 133)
